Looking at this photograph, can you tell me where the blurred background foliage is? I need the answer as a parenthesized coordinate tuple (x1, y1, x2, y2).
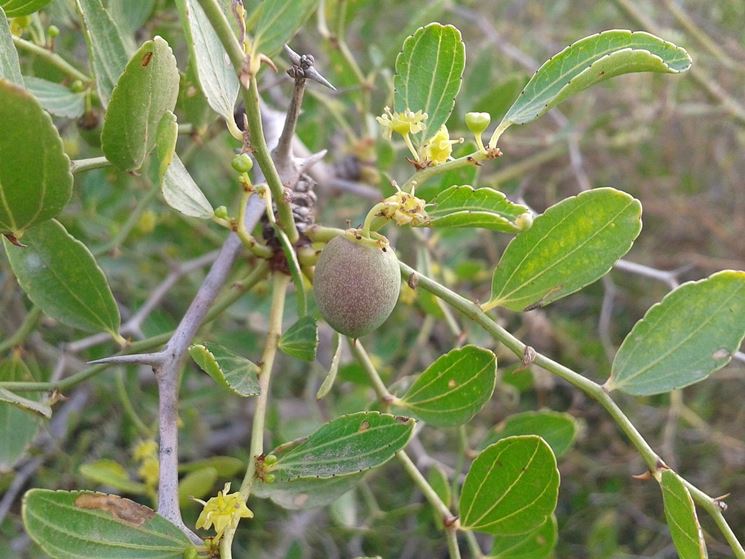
(1, 0, 744, 557)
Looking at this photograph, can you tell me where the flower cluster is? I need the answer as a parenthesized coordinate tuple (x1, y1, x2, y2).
(380, 190, 429, 226)
(194, 483, 253, 542)
(132, 439, 159, 488)
(422, 125, 461, 166)
(376, 106, 427, 139)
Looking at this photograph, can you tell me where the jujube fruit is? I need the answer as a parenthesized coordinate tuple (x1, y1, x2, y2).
(313, 235, 401, 338)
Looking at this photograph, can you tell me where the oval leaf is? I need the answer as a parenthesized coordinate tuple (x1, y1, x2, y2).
(607, 270, 745, 395)
(189, 342, 260, 397)
(102, 37, 180, 172)
(253, 472, 363, 510)
(501, 30, 691, 127)
(23, 76, 86, 118)
(394, 23, 465, 144)
(79, 460, 148, 495)
(252, 0, 320, 58)
(660, 471, 708, 559)
(76, 0, 129, 106)
(1, 0, 52, 17)
(162, 155, 214, 218)
(0, 357, 42, 472)
(487, 188, 641, 312)
(23, 489, 196, 559)
(266, 411, 414, 481)
(460, 435, 560, 535)
(0, 6, 23, 85)
(481, 411, 577, 457)
(279, 316, 319, 362)
(0, 79, 72, 236)
(176, 0, 239, 123)
(488, 516, 558, 559)
(425, 185, 530, 233)
(3, 220, 121, 335)
(398, 345, 497, 427)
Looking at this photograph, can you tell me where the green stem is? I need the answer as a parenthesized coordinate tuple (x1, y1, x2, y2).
(464, 531, 484, 559)
(220, 273, 289, 558)
(195, 0, 300, 243)
(0, 306, 42, 354)
(401, 149, 491, 192)
(115, 369, 152, 437)
(400, 261, 745, 555)
(71, 156, 111, 174)
(12, 36, 91, 82)
(347, 338, 396, 406)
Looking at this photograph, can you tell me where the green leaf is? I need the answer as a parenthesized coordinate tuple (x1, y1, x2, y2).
(155, 111, 178, 182)
(23, 489, 196, 558)
(660, 471, 708, 559)
(607, 270, 745, 395)
(162, 155, 214, 219)
(0, 357, 42, 472)
(501, 30, 691, 127)
(266, 412, 414, 481)
(460, 435, 560, 535)
(23, 76, 85, 118)
(179, 456, 244, 478)
(487, 188, 641, 312)
(316, 331, 342, 399)
(425, 185, 530, 233)
(252, 0, 320, 58)
(394, 23, 465, 144)
(76, 0, 130, 107)
(0, 0, 52, 17)
(178, 466, 218, 507)
(279, 316, 318, 362)
(481, 411, 578, 458)
(176, 0, 239, 123)
(253, 472, 364, 510)
(487, 516, 558, 559)
(3, 220, 121, 335)
(101, 37, 180, 172)
(0, 6, 22, 85)
(398, 345, 496, 427)
(188, 342, 260, 397)
(0, 386, 51, 418)
(0, 79, 73, 236)
(79, 460, 148, 495)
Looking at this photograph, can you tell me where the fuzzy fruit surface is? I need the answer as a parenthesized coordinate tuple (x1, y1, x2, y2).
(314, 236, 401, 338)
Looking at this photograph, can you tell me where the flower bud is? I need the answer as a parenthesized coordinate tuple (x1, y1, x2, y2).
(465, 112, 491, 135)
(231, 153, 253, 173)
(47, 25, 60, 38)
(214, 206, 230, 220)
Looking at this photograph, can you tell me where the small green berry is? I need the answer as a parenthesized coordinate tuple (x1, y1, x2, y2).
(214, 206, 229, 220)
(465, 112, 491, 135)
(264, 454, 278, 466)
(47, 25, 60, 38)
(264, 473, 276, 484)
(231, 153, 253, 173)
(70, 80, 85, 93)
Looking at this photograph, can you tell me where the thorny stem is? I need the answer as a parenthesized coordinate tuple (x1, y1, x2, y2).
(12, 35, 91, 82)
(400, 261, 745, 557)
(195, 0, 300, 243)
(218, 273, 289, 558)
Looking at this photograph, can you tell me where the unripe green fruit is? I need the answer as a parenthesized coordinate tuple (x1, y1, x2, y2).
(313, 236, 401, 338)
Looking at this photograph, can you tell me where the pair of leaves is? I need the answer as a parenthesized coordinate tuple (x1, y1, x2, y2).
(460, 435, 560, 536)
(3, 220, 120, 335)
(255, 412, 414, 509)
(394, 23, 465, 145)
(396, 345, 497, 427)
(486, 188, 642, 312)
(23, 490, 197, 559)
(423, 185, 530, 234)
(607, 270, 745, 396)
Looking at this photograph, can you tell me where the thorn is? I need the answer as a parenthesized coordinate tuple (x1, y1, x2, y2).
(632, 470, 653, 480)
(3, 233, 25, 247)
(88, 352, 166, 367)
(295, 149, 327, 173)
(283, 44, 336, 90)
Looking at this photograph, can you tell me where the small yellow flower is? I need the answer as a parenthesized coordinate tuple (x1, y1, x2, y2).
(423, 125, 461, 165)
(133, 439, 158, 462)
(194, 483, 253, 542)
(380, 191, 428, 226)
(138, 457, 159, 487)
(376, 107, 428, 140)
